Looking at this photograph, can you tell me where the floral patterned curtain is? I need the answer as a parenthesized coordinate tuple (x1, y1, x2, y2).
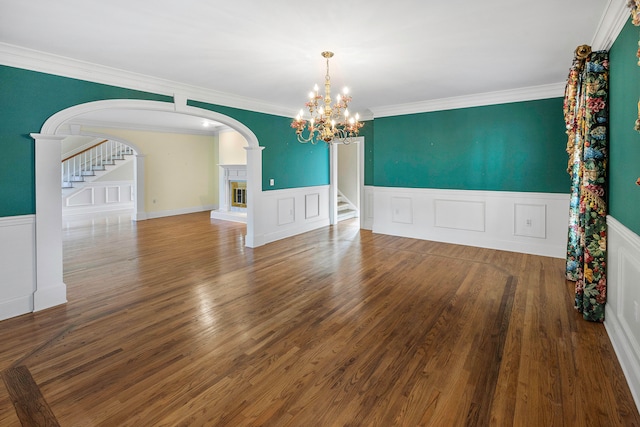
(564, 46, 609, 323)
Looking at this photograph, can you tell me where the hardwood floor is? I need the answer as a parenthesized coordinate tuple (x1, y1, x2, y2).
(1, 211, 638, 426)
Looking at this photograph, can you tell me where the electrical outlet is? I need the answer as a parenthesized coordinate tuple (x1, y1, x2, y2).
(525, 219, 532, 227)
(269, 179, 274, 186)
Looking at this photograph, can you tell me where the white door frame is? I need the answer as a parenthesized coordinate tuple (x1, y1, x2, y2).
(329, 136, 365, 226)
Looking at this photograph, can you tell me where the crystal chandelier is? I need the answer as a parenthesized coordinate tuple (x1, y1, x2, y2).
(291, 51, 364, 144)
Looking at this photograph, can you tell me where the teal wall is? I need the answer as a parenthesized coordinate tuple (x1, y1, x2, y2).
(372, 98, 568, 193)
(0, 65, 330, 219)
(187, 100, 329, 191)
(609, 19, 640, 235)
(0, 65, 172, 217)
(359, 120, 374, 186)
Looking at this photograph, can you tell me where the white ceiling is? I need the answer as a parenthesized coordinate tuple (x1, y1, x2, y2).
(0, 0, 617, 131)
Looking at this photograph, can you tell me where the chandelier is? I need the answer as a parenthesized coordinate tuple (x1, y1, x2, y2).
(291, 51, 364, 144)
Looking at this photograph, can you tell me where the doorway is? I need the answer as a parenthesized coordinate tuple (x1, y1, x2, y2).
(330, 137, 364, 226)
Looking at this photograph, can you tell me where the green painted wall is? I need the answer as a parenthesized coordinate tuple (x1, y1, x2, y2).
(359, 120, 374, 186)
(609, 19, 640, 235)
(187, 100, 329, 191)
(0, 65, 330, 219)
(372, 98, 568, 193)
(0, 65, 172, 217)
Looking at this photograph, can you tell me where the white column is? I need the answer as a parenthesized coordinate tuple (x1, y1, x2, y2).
(244, 145, 264, 247)
(133, 154, 147, 220)
(30, 133, 67, 311)
(329, 143, 338, 225)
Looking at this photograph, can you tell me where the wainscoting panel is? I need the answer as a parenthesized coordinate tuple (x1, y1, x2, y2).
(0, 215, 36, 321)
(63, 181, 133, 216)
(435, 199, 485, 232)
(66, 187, 94, 207)
(391, 197, 413, 224)
(514, 203, 547, 238)
(305, 193, 320, 219)
(257, 186, 330, 246)
(105, 186, 121, 203)
(605, 216, 640, 411)
(278, 198, 295, 226)
(372, 187, 569, 258)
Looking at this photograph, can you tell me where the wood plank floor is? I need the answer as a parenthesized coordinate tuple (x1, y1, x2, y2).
(1, 211, 638, 426)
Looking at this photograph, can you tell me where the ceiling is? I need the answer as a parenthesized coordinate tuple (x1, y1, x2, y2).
(0, 0, 616, 131)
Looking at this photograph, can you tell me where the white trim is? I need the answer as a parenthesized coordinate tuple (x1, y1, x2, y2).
(0, 214, 35, 228)
(591, 0, 631, 50)
(0, 42, 294, 119)
(604, 215, 640, 412)
(31, 134, 68, 312)
(371, 83, 566, 118)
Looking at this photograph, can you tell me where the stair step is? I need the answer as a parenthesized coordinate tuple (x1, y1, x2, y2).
(338, 202, 350, 212)
(337, 209, 358, 221)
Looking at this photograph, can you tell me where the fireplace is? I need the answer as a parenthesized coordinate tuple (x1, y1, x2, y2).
(231, 181, 247, 208)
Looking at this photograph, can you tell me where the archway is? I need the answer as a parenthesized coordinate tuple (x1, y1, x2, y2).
(31, 99, 263, 312)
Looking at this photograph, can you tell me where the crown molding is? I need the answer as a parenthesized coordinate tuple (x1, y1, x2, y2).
(0, 42, 294, 119)
(66, 118, 230, 136)
(370, 82, 566, 118)
(0, 0, 631, 123)
(591, 0, 631, 50)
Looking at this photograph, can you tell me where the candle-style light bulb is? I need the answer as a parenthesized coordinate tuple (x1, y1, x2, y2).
(343, 87, 349, 95)
(344, 109, 349, 118)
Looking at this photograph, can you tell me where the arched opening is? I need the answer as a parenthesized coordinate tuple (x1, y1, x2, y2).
(31, 99, 263, 312)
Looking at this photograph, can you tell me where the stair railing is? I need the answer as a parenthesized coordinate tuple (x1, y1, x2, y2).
(61, 139, 133, 188)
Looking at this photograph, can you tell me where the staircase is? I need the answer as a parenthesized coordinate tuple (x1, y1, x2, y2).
(337, 191, 358, 222)
(62, 139, 134, 191)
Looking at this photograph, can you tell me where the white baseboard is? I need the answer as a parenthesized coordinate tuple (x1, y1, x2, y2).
(371, 187, 570, 258)
(210, 210, 247, 223)
(145, 205, 217, 220)
(33, 284, 67, 311)
(605, 216, 640, 412)
(0, 295, 33, 322)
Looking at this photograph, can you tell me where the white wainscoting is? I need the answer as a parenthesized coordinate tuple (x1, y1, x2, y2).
(371, 187, 570, 258)
(254, 185, 330, 246)
(63, 181, 134, 217)
(605, 216, 640, 411)
(362, 186, 374, 230)
(0, 215, 36, 321)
